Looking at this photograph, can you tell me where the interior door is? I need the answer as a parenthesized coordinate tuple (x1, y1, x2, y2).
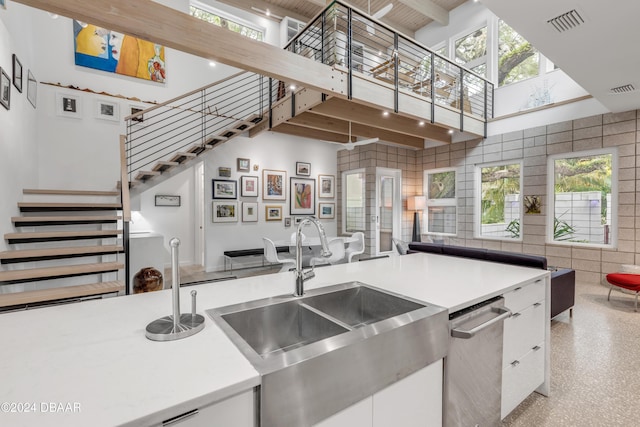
(376, 168, 401, 255)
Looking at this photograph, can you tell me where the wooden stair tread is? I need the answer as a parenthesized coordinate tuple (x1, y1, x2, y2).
(5, 230, 122, 243)
(0, 262, 123, 283)
(152, 161, 179, 173)
(134, 171, 161, 181)
(12, 215, 122, 225)
(23, 189, 120, 196)
(0, 245, 124, 261)
(19, 202, 122, 211)
(169, 152, 197, 164)
(0, 281, 124, 308)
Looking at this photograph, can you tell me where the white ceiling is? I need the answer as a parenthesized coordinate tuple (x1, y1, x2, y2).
(482, 0, 640, 113)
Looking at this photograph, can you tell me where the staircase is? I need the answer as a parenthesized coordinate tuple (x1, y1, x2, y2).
(0, 189, 125, 311)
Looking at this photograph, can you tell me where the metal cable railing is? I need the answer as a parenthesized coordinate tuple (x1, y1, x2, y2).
(284, 1, 494, 122)
(125, 71, 269, 182)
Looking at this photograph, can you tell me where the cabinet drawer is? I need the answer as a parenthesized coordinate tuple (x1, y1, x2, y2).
(503, 300, 545, 368)
(501, 342, 545, 419)
(503, 278, 545, 314)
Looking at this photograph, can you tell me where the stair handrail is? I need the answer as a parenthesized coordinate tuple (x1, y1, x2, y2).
(119, 135, 131, 295)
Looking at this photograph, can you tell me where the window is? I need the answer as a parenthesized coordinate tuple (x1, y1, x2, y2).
(455, 26, 487, 68)
(475, 162, 523, 240)
(190, 3, 264, 41)
(498, 20, 538, 86)
(342, 169, 366, 233)
(424, 168, 457, 236)
(547, 149, 616, 247)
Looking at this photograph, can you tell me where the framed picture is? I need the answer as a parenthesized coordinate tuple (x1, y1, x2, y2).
(212, 201, 238, 223)
(296, 161, 311, 176)
(56, 92, 82, 118)
(265, 205, 282, 221)
(237, 158, 250, 172)
(295, 216, 315, 224)
(242, 202, 258, 222)
(284, 217, 292, 227)
(241, 175, 259, 197)
(290, 177, 316, 216)
(155, 195, 180, 207)
(263, 169, 286, 200)
(95, 99, 119, 121)
(129, 105, 144, 123)
(12, 54, 22, 93)
(212, 179, 237, 199)
(318, 202, 335, 219)
(318, 174, 335, 198)
(26, 70, 37, 108)
(218, 167, 231, 177)
(0, 68, 9, 110)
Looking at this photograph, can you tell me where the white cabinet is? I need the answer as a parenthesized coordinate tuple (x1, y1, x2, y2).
(153, 390, 255, 427)
(314, 360, 443, 427)
(501, 278, 547, 419)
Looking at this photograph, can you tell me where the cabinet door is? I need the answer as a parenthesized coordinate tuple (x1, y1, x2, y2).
(314, 397, 373, 427)
(503, 300, 545, 368)
(502, 342, 545, 419)
(373, 360, 443, 427)
(157, 390, 255, 427)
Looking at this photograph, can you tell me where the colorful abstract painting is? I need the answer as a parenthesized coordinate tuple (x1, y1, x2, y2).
(73, 20, 166, 83)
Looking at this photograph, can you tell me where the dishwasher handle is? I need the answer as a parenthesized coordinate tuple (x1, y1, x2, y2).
(451, 307, 512, 339)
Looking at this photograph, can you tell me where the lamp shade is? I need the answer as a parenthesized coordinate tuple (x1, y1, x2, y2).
(407, 195, 426, 211)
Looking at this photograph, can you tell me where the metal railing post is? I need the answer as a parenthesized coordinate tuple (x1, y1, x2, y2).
(347, 7, 353, 100)
(393, 34, 399, 113)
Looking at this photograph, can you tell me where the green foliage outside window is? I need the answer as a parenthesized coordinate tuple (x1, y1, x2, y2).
(480, 163, 520, 224)
(498, 20, 538, 86)
(190, 6, 264, 41)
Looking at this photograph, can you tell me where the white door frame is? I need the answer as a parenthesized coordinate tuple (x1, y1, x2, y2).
(375, 167, 402, 255)
(194, 162, 205, 266)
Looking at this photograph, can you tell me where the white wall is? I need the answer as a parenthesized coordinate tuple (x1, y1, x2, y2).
(203, 131, 340, 272)
(0, 3, 40, 253)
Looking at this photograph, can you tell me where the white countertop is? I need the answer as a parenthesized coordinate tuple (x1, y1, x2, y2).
(0, 253, 548, 427)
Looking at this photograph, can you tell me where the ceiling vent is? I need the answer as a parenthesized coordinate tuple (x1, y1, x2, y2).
(610, 84, 635, 94)
(547, 10, 584, 33)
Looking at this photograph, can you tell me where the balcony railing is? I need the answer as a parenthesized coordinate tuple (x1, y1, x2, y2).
(284, 0, 494, 125)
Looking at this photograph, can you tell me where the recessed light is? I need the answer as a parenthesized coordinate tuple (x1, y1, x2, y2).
(382, 111, 389, 117)
(418, 121, 425, 126)
(289, 84, 296, 91)
(266, 9, 271, 16)
(448, 129, 454, 134)
(209, 61, 216, 67)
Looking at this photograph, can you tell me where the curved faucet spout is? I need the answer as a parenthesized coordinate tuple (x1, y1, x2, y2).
(294, 217, 332, 296)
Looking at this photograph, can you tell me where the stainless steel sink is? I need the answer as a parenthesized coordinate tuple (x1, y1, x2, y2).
(207, 281, 448, 427)
(220, 299, 349, 357)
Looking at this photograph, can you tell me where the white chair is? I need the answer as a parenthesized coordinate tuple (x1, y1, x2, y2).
(345, 232, 365, 262)
(263, 237, 296, 272)
(310, 238, 346, 267)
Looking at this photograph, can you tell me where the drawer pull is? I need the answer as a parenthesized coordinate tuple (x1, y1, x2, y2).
(535, 279, 542, 283)
(533, 345, 541, 351)
(534, 302, 542, 307)
(513, 287, 522, 292)
(511, 312, 521, 318)
(163, 409, 199, 426)
(511, 360, 520, 367)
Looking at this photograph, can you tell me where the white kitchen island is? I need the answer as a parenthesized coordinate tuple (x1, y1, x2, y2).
(0, 253, 550, 427)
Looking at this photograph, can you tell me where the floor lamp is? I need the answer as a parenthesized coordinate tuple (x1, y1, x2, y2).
(407, 196, 426, 242)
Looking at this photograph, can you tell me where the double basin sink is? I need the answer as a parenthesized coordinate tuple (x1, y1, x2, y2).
(207, 281, 448, 426)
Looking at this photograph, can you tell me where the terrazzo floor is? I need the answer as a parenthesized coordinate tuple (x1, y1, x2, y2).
(169, 265, 640, 425)
(504, 281, 640, 426)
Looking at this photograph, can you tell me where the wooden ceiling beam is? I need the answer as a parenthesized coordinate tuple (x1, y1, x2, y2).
(308, 97, 452, 143)
(271, 123, 350, 143)
(397, 0, 449, 26)
(286, 112, 425, 149)
(13, 0, 347, 98)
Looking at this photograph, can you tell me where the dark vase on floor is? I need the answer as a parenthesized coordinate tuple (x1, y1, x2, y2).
(133, 267, 163, 293)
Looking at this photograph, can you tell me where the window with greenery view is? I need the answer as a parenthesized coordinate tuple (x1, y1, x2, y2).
(424, 168, 457, 236)
(475, 162, 522, 240)
(548, 149, 616, 246)
(343, 169, 366, 233)
(498, 20, 538, 86)
(455, 27, 487, 67)
(190, 4, 264, 41)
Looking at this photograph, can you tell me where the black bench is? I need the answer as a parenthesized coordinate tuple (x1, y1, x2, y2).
(223, 246, 289, 272)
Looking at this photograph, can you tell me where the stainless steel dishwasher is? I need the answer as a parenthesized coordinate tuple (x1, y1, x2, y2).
(444, 296, 512, 427)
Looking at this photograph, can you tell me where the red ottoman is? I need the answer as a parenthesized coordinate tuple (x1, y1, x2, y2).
(606, 273, 640, 311)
